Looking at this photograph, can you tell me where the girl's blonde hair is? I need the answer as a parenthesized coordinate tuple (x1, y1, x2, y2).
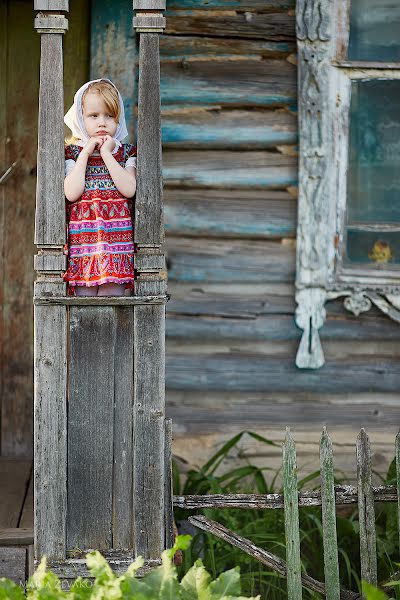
(65, 80, 121, 145)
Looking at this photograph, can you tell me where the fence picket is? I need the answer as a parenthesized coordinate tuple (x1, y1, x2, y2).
(396, 431, 400, 556)
(283, 427, 302, 600)
(356, 429, 377, 588)
(320, 428, 340, 600)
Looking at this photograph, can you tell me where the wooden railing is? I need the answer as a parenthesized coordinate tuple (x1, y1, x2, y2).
(173, 428, 400, 599)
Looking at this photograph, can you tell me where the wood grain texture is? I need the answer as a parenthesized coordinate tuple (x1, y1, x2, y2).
(67, 307, 115, 551)
(112, 308, 134, 549)
(162, 109, 297, 149)
(0, 460, 31, 528)
(165, 12, 295, 41)
(283, 429, 302, 600)
(0, 547, 27, 583)
(0, 1, 6, 459)
(160, 35, 296, 61)
(163, 150, 297, 189)
(164, 419, 174, 549)
(166, 237, 295, 283)
(135, 34, 163, 245)
(166, 0, 294, 9)
(35, 33, 66, 245)
(133, 305, 165, 559)
(34, 305, 67, 560)
(164, 188, 296, 238)
(397, 432, 400, 557)
(165, 354, 400, 393)
(356, 429, 377, 587)
(161, 59, 296, 107)
(320, 429, 340, 600)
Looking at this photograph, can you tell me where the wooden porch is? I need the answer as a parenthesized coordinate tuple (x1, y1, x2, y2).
(0, 459, 33, 582)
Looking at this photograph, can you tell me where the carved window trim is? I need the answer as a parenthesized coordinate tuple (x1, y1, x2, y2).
(295, 0, 400, 369)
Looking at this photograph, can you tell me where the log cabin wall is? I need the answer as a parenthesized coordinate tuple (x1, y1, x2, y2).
(91, 0, 399, 479)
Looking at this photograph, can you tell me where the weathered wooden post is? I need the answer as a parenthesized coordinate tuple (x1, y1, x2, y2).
(132, 0, 168, 560)
(33, 0, 171, 580)
(33, 0, 68, 562)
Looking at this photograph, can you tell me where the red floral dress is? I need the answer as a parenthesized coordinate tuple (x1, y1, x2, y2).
(64, 143, 136, 291)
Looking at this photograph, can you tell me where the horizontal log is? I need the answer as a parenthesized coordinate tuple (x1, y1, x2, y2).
(0, 528, 33, 546)
(166, 237, 295, 283)
(162, 108, 297, 149)
(167, 283, 296, 316)
(174, 485, 397, 509)
(161, 59, 297, 107)
(163, 150, 298, 188)
(160, 35, 295, 61)
(164, 188, 297, 237)
(165, 313, 400, 342)
(166, 12, 295, 41)
(166, 1, 295, 10)
(34, 295, 168, 305)
(165, 354, 400, 392)
(45, 557, 160, 579)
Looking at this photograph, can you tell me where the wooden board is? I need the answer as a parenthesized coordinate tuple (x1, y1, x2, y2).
(0, 460, 31, 528)
(160, 35, 296, 61)
(166, 1, 295, 9)
(161, 60, 297, 108)
(165, 12, 295, 41)
(163, 150, 297, 189)
(164, 189, 297, 238)
(68, 307, 115, 551)
(166, 237, 295, 283)
(161, 108, 297, 149)
(0, 547, 27, 583)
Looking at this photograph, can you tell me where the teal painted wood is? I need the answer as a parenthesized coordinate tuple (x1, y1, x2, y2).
(161, 109, 297, 148)
(164, 189, 296, 238)
(396, 432, 400, 557)
(160, 35, 295, 60)
(166, 238, 295, 284)
(90, 0, 137, 138)
(356, 429, 378, 587)
(283, 428, 302, 600)
(320, 429, 340, 600)
(166, 0, 295, 9)
(165, 355, 400, 393)
(163, 150, 298, 189)
(161, 60, 296, 108)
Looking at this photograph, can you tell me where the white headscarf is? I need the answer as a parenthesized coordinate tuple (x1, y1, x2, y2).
(64, 78, 128, 146)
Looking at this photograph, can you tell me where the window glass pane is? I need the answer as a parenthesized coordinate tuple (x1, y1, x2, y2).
(349, 0, 400, 61)
(346, 230, 399, 265)
(346, 79, 400, 265)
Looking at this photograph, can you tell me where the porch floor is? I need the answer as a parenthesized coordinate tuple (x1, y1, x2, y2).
(0, 458, 33, 581)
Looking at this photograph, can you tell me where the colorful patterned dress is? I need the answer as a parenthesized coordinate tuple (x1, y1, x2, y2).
(64, 143, 136, 291)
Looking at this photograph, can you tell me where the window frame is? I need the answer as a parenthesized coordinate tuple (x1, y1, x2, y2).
(295, 0, 400, 369)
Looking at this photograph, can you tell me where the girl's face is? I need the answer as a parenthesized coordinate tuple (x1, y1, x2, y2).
(82, 91, 118, 139)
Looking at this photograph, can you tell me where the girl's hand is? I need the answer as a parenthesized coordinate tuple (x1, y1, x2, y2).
(100, 135, 116, 156)
(82, 136, 104, 156)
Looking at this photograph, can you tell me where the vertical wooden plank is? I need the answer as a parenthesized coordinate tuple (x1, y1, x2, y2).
(283, 427, 302, 600)
(133, 304, 165, 559)
(34, 305, 67, 559)
(67, 307, 115, 550)
(164, 418, 174, 549)
(396, 431, 400, 558)
(112, 307, 134, 549)
(34, 20, 67, 246)
(320, 428, 340, 600)
(0, 1, 7, 455)
(63, 0, 90, 112)
(135, 33, 163, 245)
(356, 428, 377, 587)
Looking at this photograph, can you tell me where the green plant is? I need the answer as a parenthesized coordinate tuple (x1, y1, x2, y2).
(0, 536, 259, 600)
(173, 431, 400, 600)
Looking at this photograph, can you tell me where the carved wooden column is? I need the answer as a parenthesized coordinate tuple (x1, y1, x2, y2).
(132, 0, 168, 559)
(295, 0, 334, 368)
(33, 0, 68, 561)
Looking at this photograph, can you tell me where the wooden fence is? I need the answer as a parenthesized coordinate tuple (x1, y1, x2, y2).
(173, 428, 400, 599)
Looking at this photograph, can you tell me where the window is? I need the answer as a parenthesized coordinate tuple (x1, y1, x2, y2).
(295, 0, 400, 369)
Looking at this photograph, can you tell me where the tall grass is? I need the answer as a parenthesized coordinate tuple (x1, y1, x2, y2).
(173, 432, 399, 599)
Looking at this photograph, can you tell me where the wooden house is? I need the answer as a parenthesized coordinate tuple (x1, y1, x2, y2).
(0, 0, 399, 580)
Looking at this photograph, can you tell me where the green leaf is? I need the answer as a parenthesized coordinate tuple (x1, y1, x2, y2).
(209, 567, 241, 598)
(0, 578, 25, 600)
(362, 581, 389, 600)
(181, 560, 212, 600)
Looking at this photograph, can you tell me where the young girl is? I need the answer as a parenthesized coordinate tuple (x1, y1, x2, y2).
(64, 78, 137, 296)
